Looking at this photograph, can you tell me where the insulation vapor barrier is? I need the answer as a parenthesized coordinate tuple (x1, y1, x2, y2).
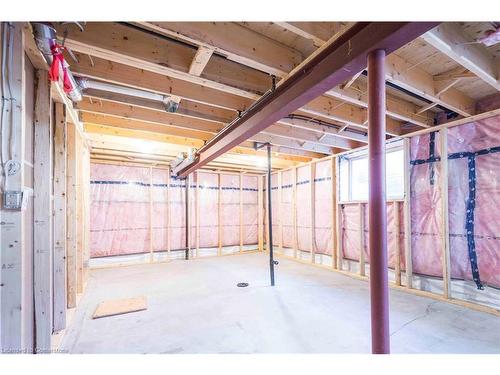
(338, 115, 499, 308)
(265, 115, 499, 309)
(90, 165, 260, 260)
(410, 116, 500, 291)
(340, 202, 405, 271)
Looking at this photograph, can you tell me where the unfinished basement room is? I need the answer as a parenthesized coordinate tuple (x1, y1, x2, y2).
(1, 2, 500, 367)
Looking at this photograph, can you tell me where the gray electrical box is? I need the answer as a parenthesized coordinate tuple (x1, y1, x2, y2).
(3, 191, 23, 210)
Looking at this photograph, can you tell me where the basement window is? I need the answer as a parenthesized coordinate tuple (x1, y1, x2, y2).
(339, 140, 404, 202)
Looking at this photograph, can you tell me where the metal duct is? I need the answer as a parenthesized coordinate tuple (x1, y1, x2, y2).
(77, 78, 180, 113)
(31, 22, 82, 102)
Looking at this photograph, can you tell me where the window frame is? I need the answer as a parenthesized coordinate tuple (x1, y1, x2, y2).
(339, 141, 404, 203)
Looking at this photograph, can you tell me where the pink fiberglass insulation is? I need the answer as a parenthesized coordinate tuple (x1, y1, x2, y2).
(410, 131, 444, 278)
(297, 165, 312, 252)
(198, 172, 219, 248)
(281, 170, 294, 249)
(220, 174, 240, 247)
(447, 115, 500, 288)
(90, 163, 151, 257)
(341, 203, 363, 261)
(341, 202, 405, 270)
(242, 175, 259, 245)
(152, 168, 169, 252)
(314, 160, 333, 255)
(168, 175, 186, 250)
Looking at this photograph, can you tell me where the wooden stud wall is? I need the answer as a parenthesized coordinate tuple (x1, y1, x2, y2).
(331, 157, 337, 269)
(53, 103, 67, 332)
(217, 173, 222, 256)
(33, 69, 53, 352)
(149, 166, 154, 262)
(82, 146, 91, 289)
(258, 176, 264, 251)
(239, 172, 243, 253)
(263, 118, 498, 316)
(280, 173, 285, 254)
(195, 171, 200, 256)
(394, 201, 402, 286)
(358, 203, 365, 276)
(293, 167, 298, 259)
(403, 138, 413, 289)
(0, 22, 26, 352)
(310, 163, 316, 263)
(66, 122, 78, 308)
(440, 129, 451, 298)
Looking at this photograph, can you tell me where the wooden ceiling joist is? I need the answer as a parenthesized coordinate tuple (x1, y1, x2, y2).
(189, 46, 214, 76)
(79, 90, 362, 150)
(81, 107, 326, 160)
(385, 53, 476, 117)
(69, 52, 253, 111)
(421, 23, 500, 91)
(69, 51, 387, 139)
(78, 99, 338, 154)
(83, 88, 236, 124)
(272, 21, 477, 118)
(55, 22, 269, 97)
(85, 123, 306, 167)
(326, 83, 435, 128)
(275, 22, 348, 48)
(136, 22, 428, 130)
(87, 133, 290, 171)
(136, 22, 304, 77)
(84, 87, 368, 147)
(172, 22, 439, 177)
(60, 23, 418, 134)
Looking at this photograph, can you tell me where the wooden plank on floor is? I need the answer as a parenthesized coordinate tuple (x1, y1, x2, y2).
(92, 296, 147, 319)
(33, 69, 53, 351)
(53, 102, 67, 332)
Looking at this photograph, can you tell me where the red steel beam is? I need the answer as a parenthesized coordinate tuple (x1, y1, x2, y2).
(173, 22, 439, 177)
(368, 49, 390, 354)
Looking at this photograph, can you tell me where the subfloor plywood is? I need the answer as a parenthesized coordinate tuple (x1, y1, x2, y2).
(93, 296, 147, 319)
(59, 252, 500, 354)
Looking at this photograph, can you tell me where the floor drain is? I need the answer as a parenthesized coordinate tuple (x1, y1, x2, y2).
(237, 282, 249, 287)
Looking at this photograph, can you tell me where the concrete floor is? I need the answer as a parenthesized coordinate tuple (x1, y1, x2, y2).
(60, 252, 500, 354)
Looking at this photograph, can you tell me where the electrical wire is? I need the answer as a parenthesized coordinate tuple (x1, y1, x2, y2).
(1, 23, 8, 191)
(1, 22, 19, 192)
